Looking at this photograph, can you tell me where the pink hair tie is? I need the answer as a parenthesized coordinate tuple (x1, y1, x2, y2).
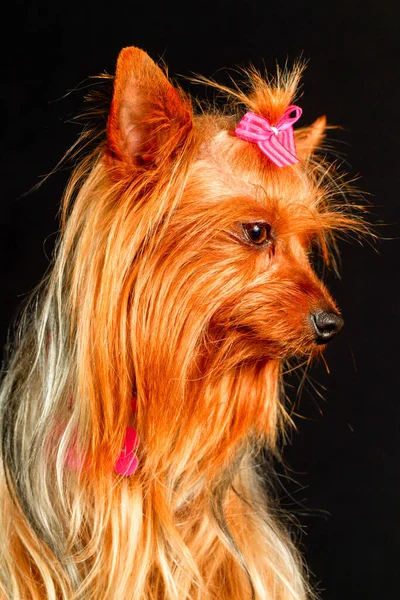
(67, 397, 139, 476)
(114, 426, 139, 476)
(114, 397, 139, 476)
(235, 105, 302, 167)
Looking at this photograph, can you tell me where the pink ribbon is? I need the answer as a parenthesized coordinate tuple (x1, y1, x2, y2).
(67, 397, 139, 476)
(114, 426, 139, 476)
(235, 105, 302, 167)
(114, 396, 139, 476)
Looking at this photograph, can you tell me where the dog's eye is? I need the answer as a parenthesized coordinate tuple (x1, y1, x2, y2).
(242, 222, 271, 245)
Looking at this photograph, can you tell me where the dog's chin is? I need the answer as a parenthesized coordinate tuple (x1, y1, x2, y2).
(289, 341, 326, 360)
(250, 338, 325, 363)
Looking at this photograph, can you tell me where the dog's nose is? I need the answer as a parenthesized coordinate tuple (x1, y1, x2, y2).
(311, 311, 344, 344)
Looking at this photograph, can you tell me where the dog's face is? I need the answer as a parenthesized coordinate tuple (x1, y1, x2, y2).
(136, 134, 342, 364)
(105, 48, 355, 378)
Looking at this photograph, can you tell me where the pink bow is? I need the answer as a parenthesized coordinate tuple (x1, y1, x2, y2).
(235, 105, 302, 167)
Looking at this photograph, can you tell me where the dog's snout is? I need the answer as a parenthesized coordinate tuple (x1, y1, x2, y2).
(311, 311, 344, 344)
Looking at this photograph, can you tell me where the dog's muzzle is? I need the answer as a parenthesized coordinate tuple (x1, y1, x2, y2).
(311, 311, 344, 344)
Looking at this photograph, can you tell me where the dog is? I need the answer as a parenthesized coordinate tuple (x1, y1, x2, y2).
(0, 46, 366, 599)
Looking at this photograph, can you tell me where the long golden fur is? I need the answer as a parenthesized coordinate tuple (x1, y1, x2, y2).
(0, 47, 367, 599)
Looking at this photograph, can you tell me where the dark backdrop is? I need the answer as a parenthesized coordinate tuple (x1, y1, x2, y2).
(1, 1, 399, 598)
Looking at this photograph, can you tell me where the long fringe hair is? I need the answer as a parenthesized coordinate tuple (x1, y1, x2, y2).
(0, 48, 368, 599)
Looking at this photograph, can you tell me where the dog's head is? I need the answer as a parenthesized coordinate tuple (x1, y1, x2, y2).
(62, 47, 366, 466)
(104, 47, 362, 366)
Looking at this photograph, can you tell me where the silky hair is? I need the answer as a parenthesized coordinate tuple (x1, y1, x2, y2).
(0, 47, 367, 599)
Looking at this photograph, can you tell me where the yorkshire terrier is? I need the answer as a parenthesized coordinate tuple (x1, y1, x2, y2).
(0, 46, 366, 599)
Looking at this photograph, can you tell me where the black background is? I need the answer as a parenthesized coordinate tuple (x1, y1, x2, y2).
(1, 1, 399, 598)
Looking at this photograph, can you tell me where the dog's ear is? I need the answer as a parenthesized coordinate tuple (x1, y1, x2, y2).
(294, 116, 326, 160)
(107, 47, 193, 167)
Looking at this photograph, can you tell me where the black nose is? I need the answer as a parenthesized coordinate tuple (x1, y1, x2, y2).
(311, 311, 344, 344)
